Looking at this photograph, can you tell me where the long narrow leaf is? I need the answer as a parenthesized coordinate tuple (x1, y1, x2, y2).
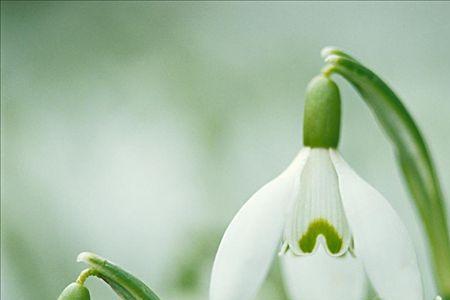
(102, 276, 136, 300)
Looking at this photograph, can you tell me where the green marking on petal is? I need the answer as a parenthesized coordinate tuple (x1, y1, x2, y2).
(299, 218, 343, 254)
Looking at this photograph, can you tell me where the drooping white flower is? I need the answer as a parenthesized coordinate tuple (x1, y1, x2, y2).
(210, 76, 423, 300)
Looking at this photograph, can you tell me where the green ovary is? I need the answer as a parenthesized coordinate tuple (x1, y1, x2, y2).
(299, 218, 343, 254)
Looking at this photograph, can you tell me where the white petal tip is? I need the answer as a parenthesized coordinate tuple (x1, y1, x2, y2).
(77, 251, 94, 263)
(324, 54, 342, 64)
(321, 46, 340, 58)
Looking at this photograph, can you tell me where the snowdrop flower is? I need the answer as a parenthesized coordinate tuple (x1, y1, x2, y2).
(210, 76, 423, 300)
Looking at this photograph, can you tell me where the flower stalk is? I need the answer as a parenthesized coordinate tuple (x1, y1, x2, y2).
(76, 268, 98, 285)
(321, 47, 450, 299)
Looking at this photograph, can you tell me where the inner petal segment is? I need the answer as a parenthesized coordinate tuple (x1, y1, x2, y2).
(283, 149, 352, 257)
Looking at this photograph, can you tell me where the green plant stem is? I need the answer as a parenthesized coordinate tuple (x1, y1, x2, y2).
(76, 268, 98, 285)
(321, 48, 450, 299)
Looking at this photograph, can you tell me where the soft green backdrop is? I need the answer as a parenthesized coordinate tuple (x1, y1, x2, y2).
(2, 2, 450, 299)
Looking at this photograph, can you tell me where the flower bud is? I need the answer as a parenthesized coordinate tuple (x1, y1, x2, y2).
(57, 282, 90, 300)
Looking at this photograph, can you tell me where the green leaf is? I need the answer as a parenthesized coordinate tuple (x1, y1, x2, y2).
(77, 252, 160, 300)
(101, 277, 136, 300)
(321, 47, 450, 298)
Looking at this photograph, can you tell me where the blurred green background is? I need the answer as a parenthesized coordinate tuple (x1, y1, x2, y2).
(2, 2, 450, 299)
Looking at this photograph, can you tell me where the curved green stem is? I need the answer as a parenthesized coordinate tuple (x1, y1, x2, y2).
(321, 48, 450, 298)
(76, 268, 98, 285)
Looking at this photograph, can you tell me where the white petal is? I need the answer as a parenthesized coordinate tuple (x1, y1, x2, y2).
(281, 247, 367, 300)
(210, 148, 310, 300)
(284, 149, 352, 256)
(330, 150, 423, 300)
